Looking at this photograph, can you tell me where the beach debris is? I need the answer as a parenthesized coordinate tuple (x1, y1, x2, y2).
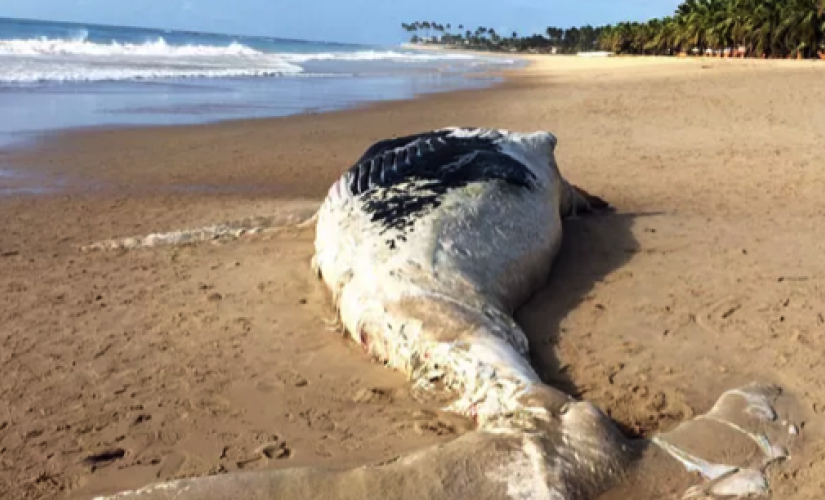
(155, 452, 188, 479)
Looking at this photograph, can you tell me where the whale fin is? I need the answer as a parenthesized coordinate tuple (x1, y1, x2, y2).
(561, 183, 613, 219)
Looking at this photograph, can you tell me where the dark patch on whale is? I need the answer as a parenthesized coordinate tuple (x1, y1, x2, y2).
(346, 129, 537, 196)
(343, 129, 539, 245)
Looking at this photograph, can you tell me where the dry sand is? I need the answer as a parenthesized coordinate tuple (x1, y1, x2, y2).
(1, 56, 824, 499)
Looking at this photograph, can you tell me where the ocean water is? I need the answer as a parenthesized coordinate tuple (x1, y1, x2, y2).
(0, 17, 518, 147)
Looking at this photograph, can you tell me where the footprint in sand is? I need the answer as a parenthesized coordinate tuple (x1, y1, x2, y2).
(276, 370, 309, 388)
(351, 387, 394, 404)
(412, 420, 456, 436)
(156, 451, 187, 479)
(256, 442, 292, 460)
(83, 448, 127, 472)
(218, 434, 293, 470)
(254, 380, 279, 393)
(252, 431, 280, 444)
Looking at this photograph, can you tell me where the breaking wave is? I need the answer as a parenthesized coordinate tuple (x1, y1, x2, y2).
(0, 36, 486, 83)
(0, 37, 263, 57)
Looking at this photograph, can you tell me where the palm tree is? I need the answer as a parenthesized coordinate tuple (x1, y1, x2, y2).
(633, 0, 822, 58)
(545, 27, 562, 48)
(775, 0, 820, 58)
(489, 29, 500, 47)
(434, 23, 445, 42)
(602, 22, 634, 53)
(647, 17, 675, 54)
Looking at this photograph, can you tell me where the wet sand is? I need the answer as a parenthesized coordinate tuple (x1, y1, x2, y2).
(1, 56, 825, 499)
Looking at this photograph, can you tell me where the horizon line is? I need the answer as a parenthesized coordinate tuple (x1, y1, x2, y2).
(0, 15, 382, 48)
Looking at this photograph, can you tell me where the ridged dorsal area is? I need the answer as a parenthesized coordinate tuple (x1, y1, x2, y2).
(342, 128, 541, 196)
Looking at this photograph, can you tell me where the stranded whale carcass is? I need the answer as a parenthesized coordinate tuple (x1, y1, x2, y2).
(95, 127, 797, 500)
(313, 127, 611, 428)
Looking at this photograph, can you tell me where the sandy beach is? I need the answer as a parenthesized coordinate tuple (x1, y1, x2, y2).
(2, 55, 825, 499)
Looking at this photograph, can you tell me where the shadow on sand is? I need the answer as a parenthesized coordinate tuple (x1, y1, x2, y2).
(517, 211, 709, 499)
(517, 212, 644, 400)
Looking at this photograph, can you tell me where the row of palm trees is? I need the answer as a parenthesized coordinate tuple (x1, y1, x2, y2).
(402, 22, 462, 39)
(402, 22, 518, 50)
(403, 0, 825, 59)
(402, 21, 600, 53)
(599, 0, 825, 58)
(546, 26, 603, 53)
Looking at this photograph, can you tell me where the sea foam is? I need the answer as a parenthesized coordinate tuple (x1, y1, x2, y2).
(0, 37, 263, 57)
(0, 37, 486, 83)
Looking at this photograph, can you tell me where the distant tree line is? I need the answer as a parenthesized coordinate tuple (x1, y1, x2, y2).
(404, 0, 825, 58)
(401, 21, 602, 53)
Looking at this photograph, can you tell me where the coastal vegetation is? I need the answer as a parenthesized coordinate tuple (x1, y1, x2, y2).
(401, 21, 602, 54)
(403, 0, 825, 58)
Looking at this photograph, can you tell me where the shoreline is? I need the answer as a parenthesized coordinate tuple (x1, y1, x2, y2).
(0, 70, 509, 155)
(2, 54, 825, 500)
(0, 55, 536, 200)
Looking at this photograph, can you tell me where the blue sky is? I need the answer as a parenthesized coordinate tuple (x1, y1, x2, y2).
(3, 0, 682, 45)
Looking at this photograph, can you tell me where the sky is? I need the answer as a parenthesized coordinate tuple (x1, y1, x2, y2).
(2, 0, 683, 45)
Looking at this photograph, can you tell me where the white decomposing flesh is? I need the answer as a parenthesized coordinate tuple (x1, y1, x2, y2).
(313, 128, 566, 428)
(652, 384, 793, 498)
(488, 435, 563, 500)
